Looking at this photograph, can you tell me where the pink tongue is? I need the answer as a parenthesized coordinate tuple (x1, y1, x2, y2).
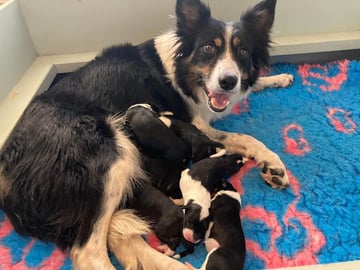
(210, 93, 230, 109)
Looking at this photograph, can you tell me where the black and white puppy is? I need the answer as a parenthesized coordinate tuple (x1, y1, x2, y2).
(180, 154, 244, 244)
(205, 184, 246, 270)
(186, 183, 246, 270)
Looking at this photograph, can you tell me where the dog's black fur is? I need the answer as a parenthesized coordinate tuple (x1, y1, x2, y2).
(0, 0, 289, 269)
(180, 154, 244, 243)
(202, 183, 246, 270)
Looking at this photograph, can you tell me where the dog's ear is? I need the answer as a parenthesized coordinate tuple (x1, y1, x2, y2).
(176, 0, 211, 34)
(241, 0, 276, 33)
(240, 0, 276, 67)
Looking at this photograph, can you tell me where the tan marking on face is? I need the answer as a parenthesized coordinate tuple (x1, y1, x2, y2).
(233, 36, 241, 47)
(188, 65, 211, 98)
(71, 115, 147, 270)
(214, 37, 222, 47)
(191, 65, 211, 79)
(241, 71, 248, 80)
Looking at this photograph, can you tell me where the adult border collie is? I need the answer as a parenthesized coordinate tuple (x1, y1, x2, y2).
(0, 0, 293, 269)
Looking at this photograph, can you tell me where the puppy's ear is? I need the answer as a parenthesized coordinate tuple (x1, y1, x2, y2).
(176, 0, 211, 34)
(241, 0, 276, 32)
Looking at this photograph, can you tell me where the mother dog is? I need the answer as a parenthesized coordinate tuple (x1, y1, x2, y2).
(0, 0, 293, 269)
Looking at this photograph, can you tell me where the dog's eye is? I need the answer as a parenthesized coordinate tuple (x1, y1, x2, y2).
(239, 48, 248, 57)
(202, 44, 215, 55)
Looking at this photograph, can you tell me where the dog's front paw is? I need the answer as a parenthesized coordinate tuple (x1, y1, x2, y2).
(260, 160, 289, 189)
(273, 73, 294, 88)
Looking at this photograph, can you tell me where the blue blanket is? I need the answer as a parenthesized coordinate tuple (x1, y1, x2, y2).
(1, 60, 359, 269)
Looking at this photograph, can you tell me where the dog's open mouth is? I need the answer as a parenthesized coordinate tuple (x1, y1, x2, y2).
(203, 84, 230, 112)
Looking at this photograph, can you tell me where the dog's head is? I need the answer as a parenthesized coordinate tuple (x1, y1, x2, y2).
(156, 0, 276, 120)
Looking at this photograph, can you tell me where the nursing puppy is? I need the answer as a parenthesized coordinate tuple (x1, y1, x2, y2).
(180, 154, 244, 243)
(186, 182, 246, 270)
(126, 103, 224, 199)
(0, 0, 292, 269)
(127, 182, 184, 256)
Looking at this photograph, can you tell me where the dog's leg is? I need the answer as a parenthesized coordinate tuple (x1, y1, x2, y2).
(71, 116, 146, 270)
(108, 210, 188, 270)
(192, 117, 289, 189)
(252, 74, 294, 92)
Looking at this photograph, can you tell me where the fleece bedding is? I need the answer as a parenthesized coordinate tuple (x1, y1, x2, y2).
(1, 59, 359, 270)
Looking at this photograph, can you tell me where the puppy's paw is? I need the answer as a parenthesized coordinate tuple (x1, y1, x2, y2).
(158, 244, 175, 257)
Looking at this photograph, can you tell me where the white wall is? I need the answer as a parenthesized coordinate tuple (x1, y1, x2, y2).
(0, 0, 37, 102)
(18, 0, 360, 56)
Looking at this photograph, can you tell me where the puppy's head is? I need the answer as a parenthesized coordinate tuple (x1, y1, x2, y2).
(155, 208, 184, 251)
(189, 154, 244, 193)
(174, 0, 276, 116)
(182, 200, 210, 243)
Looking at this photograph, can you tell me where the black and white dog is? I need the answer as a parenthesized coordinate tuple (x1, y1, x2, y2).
(0, 0, 292, 269)
(180, 154, 244, 244)
(186, 182, 246, 270)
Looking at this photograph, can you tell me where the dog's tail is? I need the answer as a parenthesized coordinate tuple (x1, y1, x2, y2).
(108, 209, 188, 270)
(108, 209, 151, 238)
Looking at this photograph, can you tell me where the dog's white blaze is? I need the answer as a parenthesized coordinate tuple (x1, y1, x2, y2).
(180, 169, 211, 220)
(211, 189, 241, 205)
(208, 23, 241, 94)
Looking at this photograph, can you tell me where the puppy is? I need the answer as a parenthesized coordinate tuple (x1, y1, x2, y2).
(180, 154, 244, 243)
(185, 184, 246, 270)
(204, 184, 246, 270)
(127, 182, 184, 256)
(126, 104, 224, 199)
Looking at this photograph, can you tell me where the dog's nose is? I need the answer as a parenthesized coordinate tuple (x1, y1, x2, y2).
(219, 75, 238, 91)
